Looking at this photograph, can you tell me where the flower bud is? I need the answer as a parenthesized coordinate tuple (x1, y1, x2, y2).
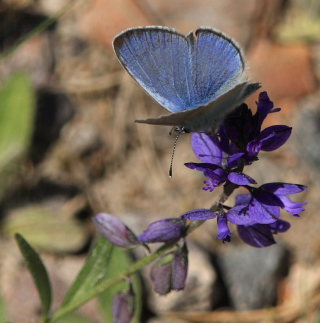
(150, 243, 189, 295)
(93, 213, 138, 248)
(150, 253, 173, 295)
(138, 218, 186, 243)
(172, 242, 188, 291)
(112, 288, 134, 323)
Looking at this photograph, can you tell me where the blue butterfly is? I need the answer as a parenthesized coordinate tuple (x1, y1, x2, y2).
(113, 26, 260, 133)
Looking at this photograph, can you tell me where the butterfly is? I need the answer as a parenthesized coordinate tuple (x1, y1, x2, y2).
(113, 26, 260, 133)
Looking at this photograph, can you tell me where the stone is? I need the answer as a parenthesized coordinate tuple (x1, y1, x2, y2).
(217, 243, 290, 310)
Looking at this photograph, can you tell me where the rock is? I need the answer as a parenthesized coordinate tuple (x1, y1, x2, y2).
(217, 243, 290, 310)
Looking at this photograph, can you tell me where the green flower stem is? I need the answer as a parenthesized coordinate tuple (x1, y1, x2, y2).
(49, 242, 176, 322)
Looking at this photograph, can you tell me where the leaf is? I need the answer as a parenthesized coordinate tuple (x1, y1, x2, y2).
(98, 246, 142, 323)
(4, 204, 88, 253)
(0, 72, 35, 196)
(15, 233, 52, 318)
(62, 236, 114, 307)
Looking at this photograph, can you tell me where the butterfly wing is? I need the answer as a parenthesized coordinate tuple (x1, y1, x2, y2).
(190, 28, 245, 106)
(113, 26, 246, 113)
(135, 82, 261, 132)
(113, 26, 192, 113)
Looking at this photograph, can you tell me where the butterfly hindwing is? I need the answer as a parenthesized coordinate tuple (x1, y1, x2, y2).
(135, 82, 261, 132)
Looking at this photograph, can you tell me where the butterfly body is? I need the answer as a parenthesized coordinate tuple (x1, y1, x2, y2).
(113, 26, 260, 132)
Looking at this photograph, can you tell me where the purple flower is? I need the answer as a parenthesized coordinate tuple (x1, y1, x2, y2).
(227, 183, 307, 226)
(112, 288, 134, 323)
(138, 218, 186, 243)
(93, 213, 138, 248)
(179, 181, 306, 247)
(226, 191, 283, 226)
(150, 243, 188, 295)
(221, 92, 290, 163)
(260, 183, 307, 217)
(185, 133, 256, 192)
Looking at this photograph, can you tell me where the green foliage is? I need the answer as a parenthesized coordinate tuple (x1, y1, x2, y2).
(0, 72, 35, 195)
(98, 246, 142, 323)
(62, 236, 115, 307)
(15, 233, 52, 319)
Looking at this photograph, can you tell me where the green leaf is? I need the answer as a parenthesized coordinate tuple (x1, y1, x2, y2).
(0, 72, 35, 196)
(98, 248, 142, 323)
(15, 233, 52, 318)
(62, 236, 114, 307)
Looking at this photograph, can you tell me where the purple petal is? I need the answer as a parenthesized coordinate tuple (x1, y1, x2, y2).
(253, 189, 284, 207)
(93, 213, 138, 248)
(172, 243, 188, 291)
(138, 218, 185, 243)
(259, 125, 292, 151)
(180, 208, 217, 221)
(247, 125, 292, 154)
(227, 152, 245, 168)
(228, 172, 257, 185)
(235, 193, 252, 205)
(227, 192, 281, 225)
(112, 290, 134, 323)
(217, 216, 232, 242)
(278, 196, 307, 216)
(261, 182, 307, 196)
(255, 92, 275, 130)
(237, 224, 276, 248)
(184, 162, 221, 172)
(191, 133, 223, 165)
(269, 219, 291, 233)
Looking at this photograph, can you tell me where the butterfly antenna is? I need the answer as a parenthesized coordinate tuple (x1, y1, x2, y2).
(169, 129, 183, 178)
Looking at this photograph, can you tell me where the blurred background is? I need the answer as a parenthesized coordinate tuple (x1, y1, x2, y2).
(0, 0, 320, 322)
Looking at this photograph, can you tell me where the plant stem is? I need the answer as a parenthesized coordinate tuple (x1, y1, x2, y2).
(49, 242, 176, 322)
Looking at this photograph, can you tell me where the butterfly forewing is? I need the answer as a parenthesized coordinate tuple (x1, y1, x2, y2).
(113, 27, 191, 112)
